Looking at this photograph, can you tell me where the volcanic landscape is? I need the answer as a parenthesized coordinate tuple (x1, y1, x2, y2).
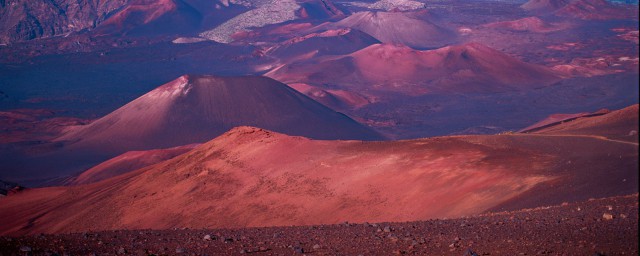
(0, 0, 638, 254)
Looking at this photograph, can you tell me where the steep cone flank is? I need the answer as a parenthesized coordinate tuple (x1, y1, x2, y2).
(57, 75, 382, 153)
(96, 0, 202, 35)
(1, 120, 637, 235)
(268, 43, 561, 94)
(330, 11, 455, 49)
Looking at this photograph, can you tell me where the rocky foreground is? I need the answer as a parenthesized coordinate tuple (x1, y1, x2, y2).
(1, 194, 637, 255)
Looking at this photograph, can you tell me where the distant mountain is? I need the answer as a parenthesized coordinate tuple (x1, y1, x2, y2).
(287, 83, 372, 111)
(521, 0, 572, 12)
(56, 74, 383, 154)
(297, 0, 345, 19)
(267, 43, 561, 95)
(483, 17, 571, 33)
(266, 28, 380, 60)
(554, 0, 632, 19)
(348, 0, 426, 11)
(0, 0, 129, 44)
(521, 0, 636, 20)
(0, 0, 348, 44)
(323, 11, 455, 49)
(94, 0, 203, 35)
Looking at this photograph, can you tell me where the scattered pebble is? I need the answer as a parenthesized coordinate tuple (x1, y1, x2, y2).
(0, 195, 636, 255)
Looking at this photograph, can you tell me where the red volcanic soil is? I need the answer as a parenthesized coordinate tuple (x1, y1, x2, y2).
(0, 194, 637, 255)
(484, 17, 571, 33)
(267, 43, 561, 95)
(326, 11, 456, 49)
(55, 75, 382, 154)
(96, 0, 202, 35)
(522, 0, 637, 20)
(555, 0, 637, 20)
(265, 22, 314, 36)
(521, 0, 571, 12)
(528, 104, 639, 143)
(518, 111, 594, 132)
(66, 144, 198, 185)
(0, 116, 637, 235)
(267, 28, 381, 60)
(0, 109, 87, 144)
(288, 83, 372, 110)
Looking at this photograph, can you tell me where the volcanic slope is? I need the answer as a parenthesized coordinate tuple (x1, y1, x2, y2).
(267, 43, 561, 95)
(521, 0, 636, 20)
(483, 17, 570, 33)
(0, 0, 129, 44)
(527, 104, 639, 143)
(266, 28, 381, 60)
(518, 111, 594, 132)
(521, 0, 571, 12)
(1, 105, 637, 235)
(95, 0, 203, 35)
(326, 11, 455, 49)
(66, 144, 199, 186)
(554, 0, 636, 20)
(56, 75, 383, 154)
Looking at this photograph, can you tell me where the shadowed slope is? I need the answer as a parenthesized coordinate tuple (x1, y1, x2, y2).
(96, 0, 203, 35)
